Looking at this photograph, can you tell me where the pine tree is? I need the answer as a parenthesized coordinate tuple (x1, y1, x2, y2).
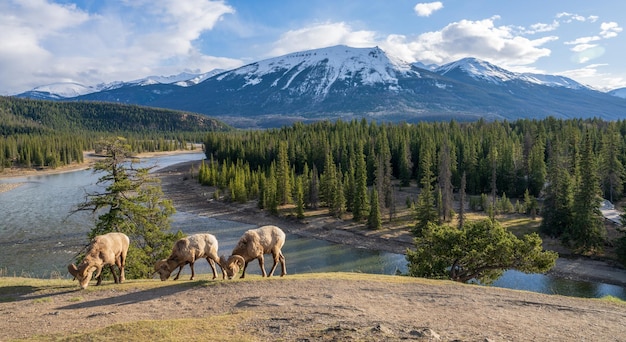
(413, 148, 438, 236)
(367, 188, 382, 230)
(398, 139, 413, 187)
(565, 131, 605, 252)
(541, 143, 573, 237)
(458, 171, 466, 229)
(599, 126, 625, 203)
(276, 141, 292, 205)
(352, 141, 369, 221)
(74, 137, 180, 279)
(294, 176, 305, 219)
(438, 142, 453, 222)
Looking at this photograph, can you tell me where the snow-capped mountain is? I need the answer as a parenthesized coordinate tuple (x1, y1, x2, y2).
(16, 70, 222, 100)
(216, 45, 417, 97)
(15, 45, 626, 128)
(609, 87, 626, 99)
(435, 57, 585, 89)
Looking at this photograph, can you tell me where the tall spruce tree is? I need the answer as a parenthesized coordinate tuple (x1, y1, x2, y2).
(540, 142, 574, 238)
(438, 142, 453, 222)
(565, 131, 605, 252)
(413, 148, 438, 236)
(352, 141, 369, 221)
(367, 188, 382, 229)
(276, 141, 292, 205)
(599, 126, 625, 203)
(74, 137, 180, 279)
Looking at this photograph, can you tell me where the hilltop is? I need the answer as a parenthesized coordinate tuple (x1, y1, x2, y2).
(0, 274, 624, 341)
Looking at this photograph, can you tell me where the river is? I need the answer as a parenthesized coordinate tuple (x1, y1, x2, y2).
(0, 152, 624, 300)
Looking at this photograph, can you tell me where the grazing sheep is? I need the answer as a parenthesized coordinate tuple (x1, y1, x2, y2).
(220, 225, 286, 279)
(68, 232, 129, 289)
(154, 233, 224, 281)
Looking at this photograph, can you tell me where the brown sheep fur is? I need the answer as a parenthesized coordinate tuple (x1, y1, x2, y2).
(220, 225, 286, 279)
(154, 233, 223, 281)
(67, 232, 129, 289)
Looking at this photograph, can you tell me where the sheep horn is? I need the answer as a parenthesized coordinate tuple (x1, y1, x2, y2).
(67, 264, 78, 279)
(232, 255, 246, 267)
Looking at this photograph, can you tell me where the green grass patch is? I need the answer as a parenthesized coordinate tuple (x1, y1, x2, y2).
(498, 215, 542, 236)
(20, 314, 255, 342)
(600, 295, 626, 304)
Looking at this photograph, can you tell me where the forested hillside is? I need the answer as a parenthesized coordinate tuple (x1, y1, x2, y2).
(0, 96, 230, 170)
(199, 118, 626, 261)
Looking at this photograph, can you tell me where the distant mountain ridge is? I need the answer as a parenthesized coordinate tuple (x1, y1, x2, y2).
(16, 45, 626, 128)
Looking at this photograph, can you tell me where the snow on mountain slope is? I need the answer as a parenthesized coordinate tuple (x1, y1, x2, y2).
(30, 82, 97, 98)
(609, 87, 626, 99)
(17, 71, 223, 99)
(518, 73, 585, 89)
(436, 57, 517, 84)
(216, 45, 420, 97)
(435, 57, 586, 90)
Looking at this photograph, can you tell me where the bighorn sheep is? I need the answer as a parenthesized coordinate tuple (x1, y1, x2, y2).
(220, 225, 286, 279)
(154, 233, 224, 281)
(68, 232, 129, 289)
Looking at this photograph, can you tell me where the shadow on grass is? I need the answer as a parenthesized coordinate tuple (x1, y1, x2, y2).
(57, 280, 213, 310)
(0, 285, 77, 303)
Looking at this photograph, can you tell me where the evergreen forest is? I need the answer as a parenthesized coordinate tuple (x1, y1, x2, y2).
(199, 118, 626, 262)
(0, 96, 230, 170)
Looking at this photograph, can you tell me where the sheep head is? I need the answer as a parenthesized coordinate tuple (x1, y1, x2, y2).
(154, 259, 173, 281)
(219, 255, 245, 280)
(68, 263, 96, 289)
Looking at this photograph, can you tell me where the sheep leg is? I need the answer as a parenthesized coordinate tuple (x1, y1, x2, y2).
(189, 262, 196, 280)
(94, 266, 104, 286)
(269, 252, 284, 277)
(110, 264, 120, 284)
(118, 252, 126, 283)
(240, 261, 250, 279)
(207, 258, 218, 280)
(279, 252, 286, 277)
(173, 264, 185, 280)
(257, 255, 267, 277)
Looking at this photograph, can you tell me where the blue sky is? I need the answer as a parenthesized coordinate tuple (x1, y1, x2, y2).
(1, 0, 625, 94)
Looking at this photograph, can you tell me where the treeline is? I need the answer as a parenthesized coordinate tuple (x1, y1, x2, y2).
(200, 117, 626, 255)
(0, 96, 229, 133)
(0, 96, 230, 170)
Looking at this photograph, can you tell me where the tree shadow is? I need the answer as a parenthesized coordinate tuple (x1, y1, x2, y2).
(57, 281, 211, 310)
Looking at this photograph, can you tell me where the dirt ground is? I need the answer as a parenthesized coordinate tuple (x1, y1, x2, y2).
(1, 274, 625, 341)
(1, 156, 626, 341)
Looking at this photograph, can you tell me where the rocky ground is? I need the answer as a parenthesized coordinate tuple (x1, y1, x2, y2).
(1, 273, 625, 341)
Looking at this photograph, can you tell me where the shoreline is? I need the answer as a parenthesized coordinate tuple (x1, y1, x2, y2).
(155, 159, 626, 289)
(0, 148, 204, 192)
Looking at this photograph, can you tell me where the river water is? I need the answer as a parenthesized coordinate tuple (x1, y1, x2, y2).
(1, 152, 624, 300)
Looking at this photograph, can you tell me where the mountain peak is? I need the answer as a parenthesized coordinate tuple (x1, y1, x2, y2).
(218, 45, 418, 97)
(436, 58, 516, 84)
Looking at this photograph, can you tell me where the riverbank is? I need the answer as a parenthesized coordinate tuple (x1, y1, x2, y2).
(0, 147, 204, 193)
(155, 159, 626, 288)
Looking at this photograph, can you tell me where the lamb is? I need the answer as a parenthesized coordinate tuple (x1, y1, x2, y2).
(154, 233, 224, 281)
(220, 225, 286, 279)
(67, 232, 129, 289)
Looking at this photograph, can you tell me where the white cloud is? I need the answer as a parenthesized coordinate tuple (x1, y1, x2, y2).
(569, 43, 598, 53)
(600, 22, 622, 38)
(559, 64, 625, 91)
(556, 12, 597, 23)
(414, 2, 443, 17)
(382, 16, 556, 67)
(526, 20, 560, 34)
(268, 22, 378, 57)
(0, 0, 239, 94)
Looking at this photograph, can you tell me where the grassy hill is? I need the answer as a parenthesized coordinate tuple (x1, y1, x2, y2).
(0, 273, 624, 341)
